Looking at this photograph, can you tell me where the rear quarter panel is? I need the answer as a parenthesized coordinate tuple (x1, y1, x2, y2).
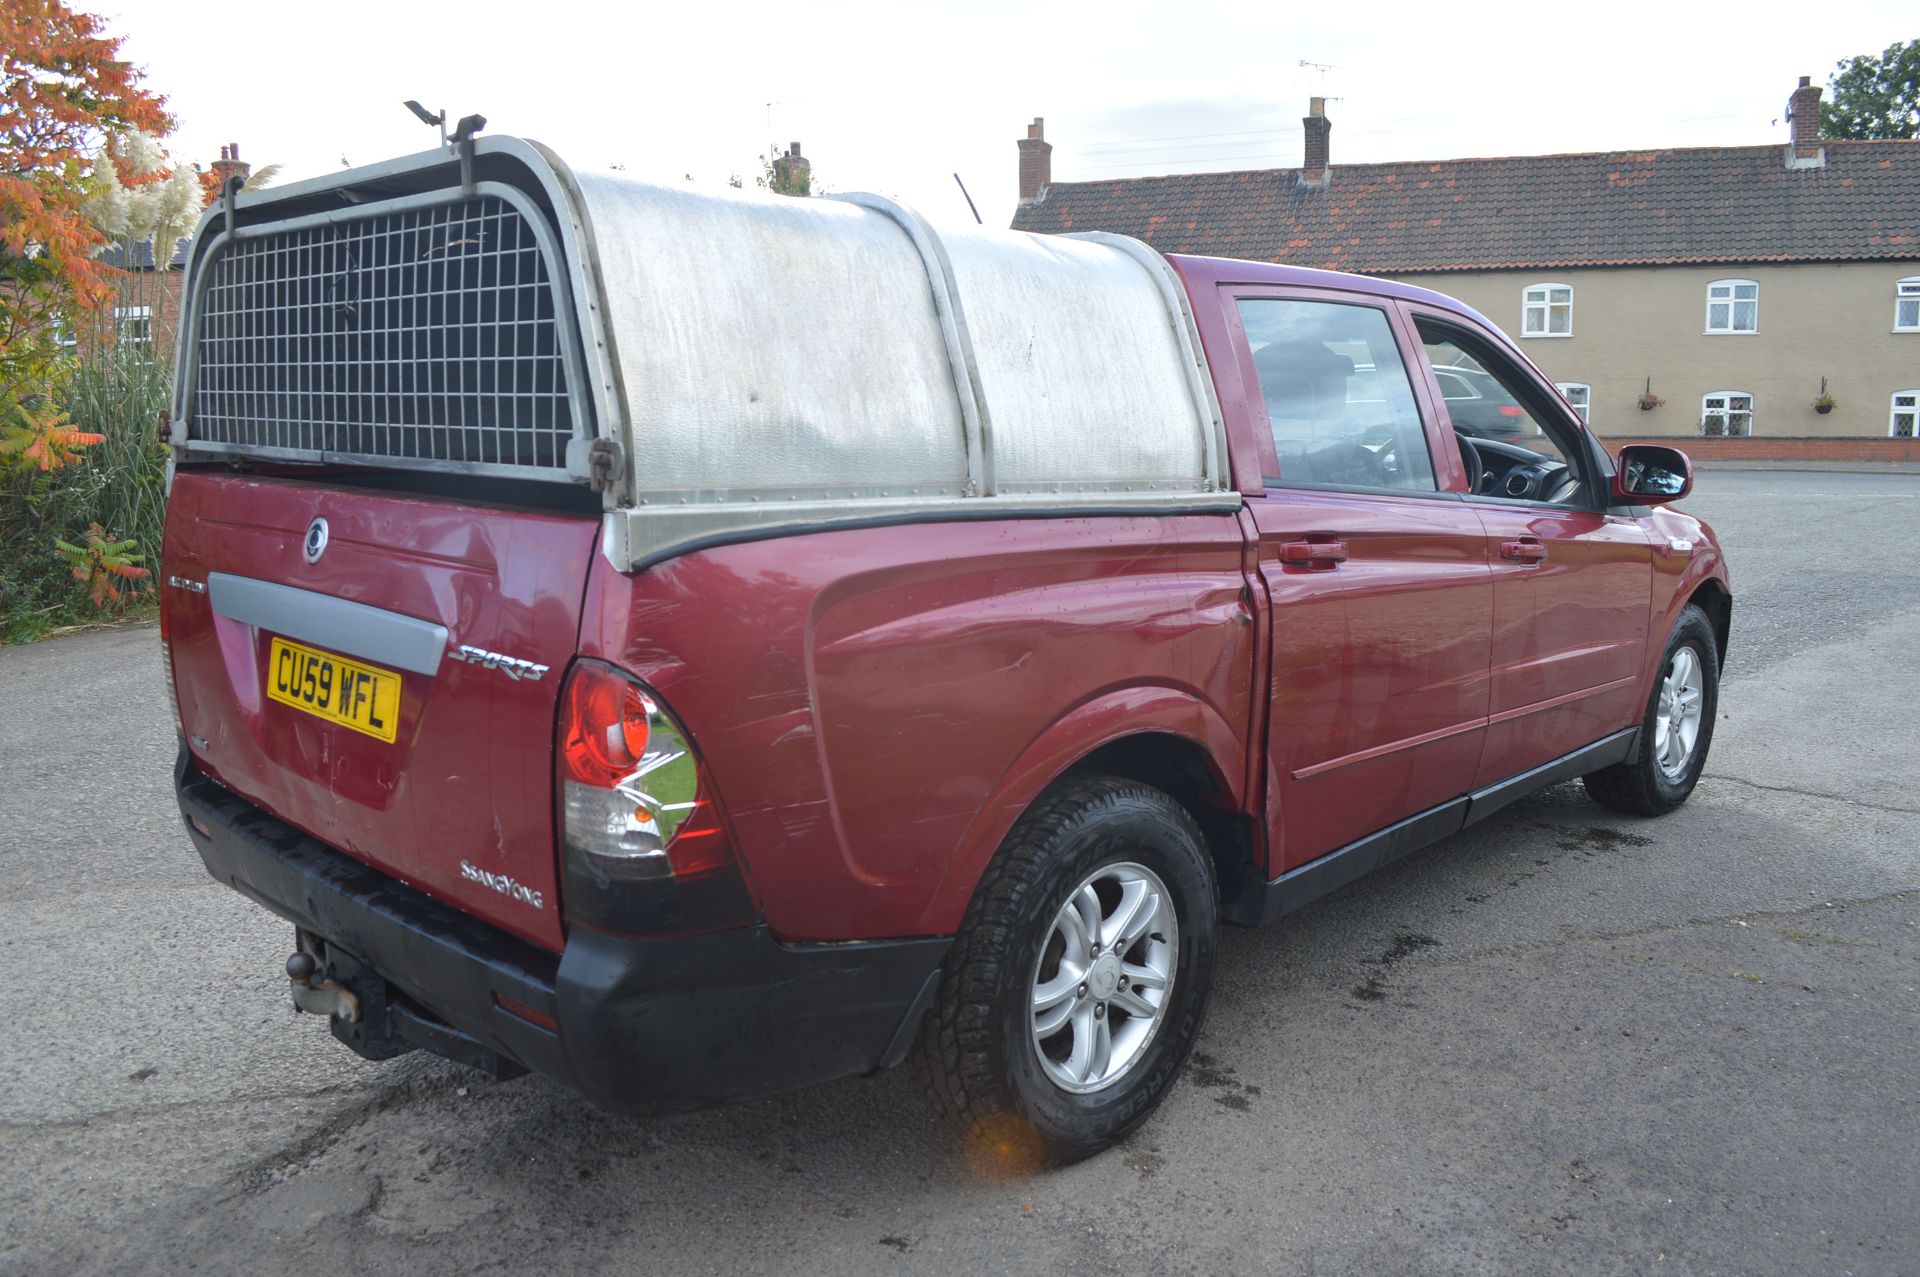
(578, 515, 1256, 941)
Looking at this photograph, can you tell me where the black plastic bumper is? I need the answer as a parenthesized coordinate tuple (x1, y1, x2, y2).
(176, 748, 949, 1110)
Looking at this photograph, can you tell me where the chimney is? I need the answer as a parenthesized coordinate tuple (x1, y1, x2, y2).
(1301, 98, 1332, 187)
(1787, 75, 1824, 167)
(771, 141, 811, 195)
(1017, 117, 1052, 205)
(210, 142, 250, 187)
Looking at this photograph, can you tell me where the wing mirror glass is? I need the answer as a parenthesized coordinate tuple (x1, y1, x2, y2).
(1612, 444, 1693, 504)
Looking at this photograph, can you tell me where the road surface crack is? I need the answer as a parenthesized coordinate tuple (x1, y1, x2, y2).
(1703, 774, 1920, 817)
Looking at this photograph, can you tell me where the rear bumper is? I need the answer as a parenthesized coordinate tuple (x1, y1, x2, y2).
(175, 748, 948, 1110)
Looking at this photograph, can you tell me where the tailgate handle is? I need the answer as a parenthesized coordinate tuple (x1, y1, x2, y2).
(209, 573, 449, 675)
(1279, 538, 1349, 569)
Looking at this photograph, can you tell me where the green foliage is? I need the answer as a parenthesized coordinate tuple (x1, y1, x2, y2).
(1822, 39, 1920, 140)
(1, 341, 170, 641)
(54, 522, 149, 606)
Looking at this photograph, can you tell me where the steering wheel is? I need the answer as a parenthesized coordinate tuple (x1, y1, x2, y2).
(1455, 432, 1484, 494)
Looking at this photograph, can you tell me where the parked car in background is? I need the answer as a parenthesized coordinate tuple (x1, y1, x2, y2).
(1431, 361, 1531, 441)
(161, 138, 1731, 1164)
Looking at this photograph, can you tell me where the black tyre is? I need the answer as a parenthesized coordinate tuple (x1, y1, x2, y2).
(911, 774, 1218, 1166)
(1584, 605, 1720, 816)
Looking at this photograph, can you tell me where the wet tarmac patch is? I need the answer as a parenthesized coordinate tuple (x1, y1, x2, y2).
(1186, 1051, 1262, 1111)
(1349, 933, 1440, 1003)
(1554, 826, 1655, 854)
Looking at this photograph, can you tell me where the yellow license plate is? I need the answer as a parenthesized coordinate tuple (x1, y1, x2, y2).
(267, 638, 402, 743)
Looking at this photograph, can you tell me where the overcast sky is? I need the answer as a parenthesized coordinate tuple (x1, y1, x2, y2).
(103, 0, 1911, 228)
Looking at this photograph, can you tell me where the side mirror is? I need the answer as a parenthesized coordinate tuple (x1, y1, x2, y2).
(1612, 444, 1693, 504)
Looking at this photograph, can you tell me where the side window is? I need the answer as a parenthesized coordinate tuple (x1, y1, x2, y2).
(1416, 326, 1572, 468)
(1236, 298, 1436, 492)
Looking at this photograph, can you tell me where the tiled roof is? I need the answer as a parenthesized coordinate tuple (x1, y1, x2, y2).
(98, 237, 190, 270)
(1010, 141, 1920, 273)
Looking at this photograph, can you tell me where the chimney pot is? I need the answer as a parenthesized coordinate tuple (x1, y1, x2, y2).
(772, 141, 811, 195)
(1301, 98, 1333, 187)
(1017, 115, 1053, 205)
(1787, 74, 1824, 163)
(210, 141, 251, 187)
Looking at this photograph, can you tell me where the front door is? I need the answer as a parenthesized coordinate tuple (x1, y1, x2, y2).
(1409, 313, 1653, 786)
(1228, 291, 1494, 871)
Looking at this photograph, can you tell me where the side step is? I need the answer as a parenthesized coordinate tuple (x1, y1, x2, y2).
(1225, 728, 1638, 927)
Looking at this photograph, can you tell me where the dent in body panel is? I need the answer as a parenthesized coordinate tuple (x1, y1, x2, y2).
(581, 515, 1257, 942)
(164, 472, 597, 952)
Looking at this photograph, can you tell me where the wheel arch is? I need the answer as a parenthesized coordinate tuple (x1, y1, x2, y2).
(915, 687, 1253, 934)
(1686, 577, 1732, 671)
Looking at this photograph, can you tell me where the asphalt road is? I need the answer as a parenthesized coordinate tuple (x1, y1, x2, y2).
(3, 471, 1916, 1276)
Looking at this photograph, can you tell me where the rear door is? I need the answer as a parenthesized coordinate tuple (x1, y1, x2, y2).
(1407, 310, 1653, 786)
(1225, 290, 1494, 871)
(163, 471, 600, 950)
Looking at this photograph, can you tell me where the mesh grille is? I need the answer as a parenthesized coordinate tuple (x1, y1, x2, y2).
(190, 196, 574, 469)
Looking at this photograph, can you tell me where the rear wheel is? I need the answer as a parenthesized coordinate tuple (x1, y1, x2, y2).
(912, 774, 1217, 1166)
(1584, 605, 1720, 815)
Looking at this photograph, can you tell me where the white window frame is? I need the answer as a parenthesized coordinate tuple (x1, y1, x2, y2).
(1705, 279, 1759, 334)
(1702, 391, 1754, 437)
(1521, 283, 1574, 338)
(1896, 278, 1920, 333)
(114, 304, 153, 352)
(1555, 381, 1592, 425)
(1893, 390, 1920, 438)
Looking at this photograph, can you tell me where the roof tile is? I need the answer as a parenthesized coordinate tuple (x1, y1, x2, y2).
(1011, 141, 1920, 271)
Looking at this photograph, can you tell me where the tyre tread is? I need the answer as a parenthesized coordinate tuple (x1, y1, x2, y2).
(909, 774, 1207, 1156)
(1583, 604, 1719, 816)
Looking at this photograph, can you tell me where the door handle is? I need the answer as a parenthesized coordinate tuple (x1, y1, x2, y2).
(1500, 538, 1548, 563)
(1280, 538, 1349, 569)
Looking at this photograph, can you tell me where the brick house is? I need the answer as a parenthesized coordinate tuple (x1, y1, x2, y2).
(81, 236, 187, 360)
(1011, 78, 1920, 449)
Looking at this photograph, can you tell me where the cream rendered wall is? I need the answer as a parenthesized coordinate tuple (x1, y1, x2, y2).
(1383, 261, 1920, 438)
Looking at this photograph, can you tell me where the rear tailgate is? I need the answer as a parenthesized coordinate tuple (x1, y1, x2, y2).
(163, 470, 598, 951)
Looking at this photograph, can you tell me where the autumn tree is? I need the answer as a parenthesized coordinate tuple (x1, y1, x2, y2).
(1822, 39, 1920, 140)
(0, 0, 171, 406)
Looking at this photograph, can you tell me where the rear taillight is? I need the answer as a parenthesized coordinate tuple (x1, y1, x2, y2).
(556, 660, 751, 933)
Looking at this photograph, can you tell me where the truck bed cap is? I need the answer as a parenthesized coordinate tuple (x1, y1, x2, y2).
(171, 138, 1238, 570)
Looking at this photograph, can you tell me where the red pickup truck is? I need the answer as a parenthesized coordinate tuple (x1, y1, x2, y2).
(162, 138, 1729, 1163)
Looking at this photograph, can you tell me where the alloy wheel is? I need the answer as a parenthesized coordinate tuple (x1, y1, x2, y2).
(1653, 643, 1706, 780)
(1028, 861, 1179, 1094)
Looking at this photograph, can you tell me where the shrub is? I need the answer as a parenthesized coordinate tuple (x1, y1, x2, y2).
(0, 343, 170, 642)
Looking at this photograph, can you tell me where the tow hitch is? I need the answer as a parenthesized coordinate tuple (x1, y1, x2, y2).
(285, 929, 415, 1062)
(283, 929, 527, 1079)
(286, 950, 361, 1022)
